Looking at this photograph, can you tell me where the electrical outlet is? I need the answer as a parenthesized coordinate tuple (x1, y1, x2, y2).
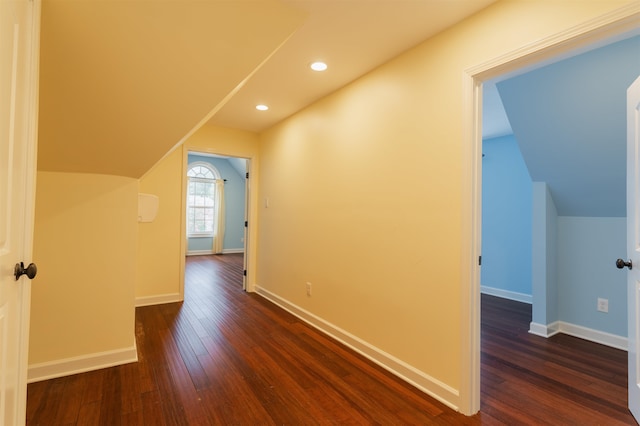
(306, 282, 312, 297)
(597, 298, 608, 313)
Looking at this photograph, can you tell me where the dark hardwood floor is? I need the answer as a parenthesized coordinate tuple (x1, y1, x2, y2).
(26, 254, 636, 425)
(480, 295, 634, 425)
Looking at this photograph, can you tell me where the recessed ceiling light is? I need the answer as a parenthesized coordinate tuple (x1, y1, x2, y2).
(256, 104, 269, 111)
(310, 61, 327, 72)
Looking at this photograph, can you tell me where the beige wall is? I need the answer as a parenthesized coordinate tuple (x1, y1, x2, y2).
(136, 125, 260, 301)
(256, 0, 633, 409)
(28, 125, 259, 374)
(30, 172, 137, 366)
(136, 148, 184, 302)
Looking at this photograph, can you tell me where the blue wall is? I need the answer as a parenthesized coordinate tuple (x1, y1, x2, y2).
(482, 127, 627, 342)
(557, 217, 626, 336)
(481, 135, 532, 300)
(187, 154, 246, 253)
(532, 182, 558, 326)
(495, 36, 640, 218)
(483, 38, 637, 344)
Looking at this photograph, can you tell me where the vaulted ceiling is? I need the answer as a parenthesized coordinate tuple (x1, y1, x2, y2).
(494, 35, 640, 217)
(37, 0, 497, 178)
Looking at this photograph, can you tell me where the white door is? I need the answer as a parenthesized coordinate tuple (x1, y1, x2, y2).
(626, 75, 640, 423)
(0, 0, 40, 424)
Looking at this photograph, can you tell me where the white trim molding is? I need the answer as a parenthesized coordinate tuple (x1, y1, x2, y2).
(529, 321, 561, 338)
(186, 249, 214, 256)
(463, 2, 640, 415)
(186, 249, 244, 256)
(135, 292, 182, 307)
(559, 322, 627, 350)
(27, 343, 138, 383)
(255, 286, 460, 411)
(529, 321, 627, 351)
(222, 248, 244, 254)
(481, 286, 532, 304)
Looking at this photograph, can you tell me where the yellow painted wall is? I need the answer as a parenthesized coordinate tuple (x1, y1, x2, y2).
(136, 148, 184, 301)
(256, 0, 633, 407)
(30, 172, 137, 364)
(136, 125, 259, 300)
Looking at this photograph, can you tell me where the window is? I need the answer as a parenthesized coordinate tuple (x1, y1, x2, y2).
(186, 162, 220, 236)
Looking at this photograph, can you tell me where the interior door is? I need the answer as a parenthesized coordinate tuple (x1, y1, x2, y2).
(243, 160, 250, 291)
(627, 75, 640, 423)
(0, 0, 40, 424)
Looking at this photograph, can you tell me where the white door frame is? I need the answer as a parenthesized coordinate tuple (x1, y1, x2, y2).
(625, 75, 640, 423)
(461, 4, 640, 416)
(182, 149, 253, 291)
(0, 0, 40, 423)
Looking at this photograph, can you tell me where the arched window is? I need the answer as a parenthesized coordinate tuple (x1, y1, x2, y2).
(186, 162, 220, 236)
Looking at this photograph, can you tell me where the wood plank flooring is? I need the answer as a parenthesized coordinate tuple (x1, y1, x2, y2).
(480, 295, 635, 425)
(26, 254, 636, 425)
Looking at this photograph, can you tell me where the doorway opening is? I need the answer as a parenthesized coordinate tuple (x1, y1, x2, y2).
(464, 8, 640, 415)
(185, 150, 251, 292)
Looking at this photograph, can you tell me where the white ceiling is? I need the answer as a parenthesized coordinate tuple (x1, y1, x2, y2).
(208, 0, 498, 132)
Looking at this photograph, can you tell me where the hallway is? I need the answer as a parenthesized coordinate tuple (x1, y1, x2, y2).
(26, 254, 635, 424)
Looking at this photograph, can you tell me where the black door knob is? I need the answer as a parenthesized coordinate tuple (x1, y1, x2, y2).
(616, 258, 632, 270)
(14, 262, 37, 280)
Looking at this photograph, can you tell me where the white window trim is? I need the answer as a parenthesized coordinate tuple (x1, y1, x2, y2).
(186, 162, 221, 237)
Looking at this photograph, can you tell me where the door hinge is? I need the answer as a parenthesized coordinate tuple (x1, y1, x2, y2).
(478, 255, 482, 266)
(243, 269, 247, 276)
(246, 172, 249, 179)
(244, 220, 248, 227)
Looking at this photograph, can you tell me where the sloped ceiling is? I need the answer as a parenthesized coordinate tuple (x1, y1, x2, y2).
(37, 0, 305, 178)
(37, 0, 498, 179)
(227, 157, 248, 179)
(496, 35, 640, 217)
(482, 83, 512, 139)
(208, 0, 498, 132)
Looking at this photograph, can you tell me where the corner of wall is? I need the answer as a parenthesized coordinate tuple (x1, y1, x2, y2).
(30, 172, 138, 372)
(531, 182, 559, 325)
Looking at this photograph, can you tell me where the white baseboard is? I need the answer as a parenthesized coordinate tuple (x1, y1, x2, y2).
(255, 286, 460, 412)
(135, 293, 182, 307)
(222, 248, 244, 254)
(481, 286, 532, 304)
(28, 343, 138, 383)
(559, 321, 627, 351)
(186, 249, 244, 256)
(529, 321, 627, 351)
(529, 321, 561, 338)
(186, 249, 213, 256)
